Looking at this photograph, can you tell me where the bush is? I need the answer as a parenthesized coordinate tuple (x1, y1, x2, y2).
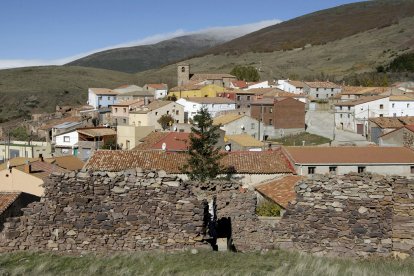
(256, 201, 282, 217)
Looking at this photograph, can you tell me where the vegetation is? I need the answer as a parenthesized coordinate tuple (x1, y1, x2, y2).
(271, 132, 331, 146)
(256, 201, 282, 217)
(387, 52, 414, 72)
(157, 114, 174, 130)
(10, 126, 29, 141)
(182, 107, 224, 182)
(0, 250, 414, 275)
(230, 65, 260, 82)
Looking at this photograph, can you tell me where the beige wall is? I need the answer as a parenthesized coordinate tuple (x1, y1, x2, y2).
(117, 125, 155, 150)
(0, 168, 44, 196)
(129, 102, 184, 130)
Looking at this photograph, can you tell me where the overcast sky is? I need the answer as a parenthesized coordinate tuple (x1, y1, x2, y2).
(0, 0, 363, 68)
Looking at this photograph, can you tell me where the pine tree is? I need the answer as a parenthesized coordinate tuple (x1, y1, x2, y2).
(182, 107, 225, 182)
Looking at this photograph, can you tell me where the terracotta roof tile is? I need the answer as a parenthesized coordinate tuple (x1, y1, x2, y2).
(341, 86, 389, 95)
(0, 192, 21, 216)
(151, 132, 191, 151)
(231, 80, 248, 88)
(146, 83, 167, 90)
(226, 134, 263, 147)
(77, 128, 116, 137)
(51, 156, 85, 171)
(190, 73, 236, 82)
(15, 161, 68, 181)
(256, 175, 303, 208)
(369, 116, 414, 129)
(283, 146, 414, 164)
(305, 81, 340, 89)
(213, 114, 245, 125)
(287, 80, 305, 88)
(133, 132, 170, 150)
(89, 88, 119, 95)
(84, 149, 293, 174)
(334, 95, 388, 106)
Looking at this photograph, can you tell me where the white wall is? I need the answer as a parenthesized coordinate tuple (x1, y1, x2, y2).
(389, 100, 414, 117)
(177, 99, 236, 120)
(55, 131, 78, 147)
(155, 89, 168, 99)
(296, 164, 413, 176)
(277, 80, 304, 94)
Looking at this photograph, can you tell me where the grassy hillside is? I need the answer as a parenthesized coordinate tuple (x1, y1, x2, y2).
(0, 250, 413, 275)
(135, 16, 414, 87)
(0, 66, 134, 121)
(204, 0, 414, 55)
(67, 34, 225, 73)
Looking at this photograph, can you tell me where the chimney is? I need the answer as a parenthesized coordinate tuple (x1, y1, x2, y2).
(39, 153, 44, 162)
(24, 161, 32, 174)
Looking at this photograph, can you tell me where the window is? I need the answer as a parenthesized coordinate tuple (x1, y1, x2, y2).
(155, 112, 158, 116)
(237, 96, 241, 101)
(316, 94, 319, 98)
(247, 96, 251, 101)
(123, 108, 127, 113)
(107, 96, 111, 100)
(394, 113, 397, 117)
(269, 119, 273, 125)
(348, 106, 351, 111)
(193, 104, 196, 108)
(329, 166, 337, 174)
(379, 114, 383, 117)
(331, 88, 334, 92)
(123, 119, 126, 124)
(251, 123, 255, 129)
(308, 167, 316, 174)
(115, 108, 118, 113)
(331, 94, 333, 97)
(340, 114, 343, 118)
(411, 166, 414, 174)
(358, 166, 366, 173)
(316, 88, 319, 92)
(380, 104, 384, 109)
(392, 103, 395, 108)
(176, 110, 179, 115)
(270, 107, 273, 113)
(98, 96, 102, 100)
(63, 136, 70, 142)
(126, 140, 130, 150)
(340, 106, 343, 110)
(166, 111, 169, 115)
(347, 114, 350, 118)
(181, 66, 185, 72)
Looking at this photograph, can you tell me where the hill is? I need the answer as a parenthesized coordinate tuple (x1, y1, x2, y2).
(67, 34, 225, 73)
(0, 66, 134, 121)
(204, 0, 414, 55)
(134, 15, 414, 87)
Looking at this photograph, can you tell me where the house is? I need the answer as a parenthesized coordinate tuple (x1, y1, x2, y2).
(0, 158, 68, 196)
(277, 80, 306, 94)
(283, 146, 414, 176)
(251, 97, 306, 139)
(389, 95, 414, 117)
(111, 99, 144, 126)
(54, 130, 78, 156)
(77, 127, 117, 160)
(334, 95, 389, 136)
(177, 63, 237, 87)
(116, 125, 154, 150)
(369, 116, 414, 144)
(88, 88, 119, 109)
(217, 89, 258, 109)
(245, 81, 270, 90)
(339, 86, 389, 101)
(213, 113, 261, 139)
(303, 81, 342, 99)
(84, 149, 294, 187)
(0, 192, 40, 230)
(379, 125, 414, 148)
(261, 89, 308, 104)
(229, 80, 248, 89)
(143, 84, 168, 99)
(114, 85, 154, 104)
(255, 175, 303, 212)
(225, 134, 264, 151)
(37, 116, 84, 142)
(51, 121, 83, 144)
(168, 83, 226, 99)
(176, 97, 236, 121)
(0, 141, 51, 162)
(129, 101, 184, 130)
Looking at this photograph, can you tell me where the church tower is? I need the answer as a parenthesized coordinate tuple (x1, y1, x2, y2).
(177, 63, 190, 86)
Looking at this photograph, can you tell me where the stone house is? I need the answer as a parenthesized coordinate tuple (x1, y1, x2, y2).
(176, 63, 236, 87)
(54, 130, 78, 156)
(0, 192, 39, 231)
(168, 83, 226, 99)
(176, 97, 236, 122)
(276, 80, 306, 94)
(369, 116, 414, 144)
(379, 125, 414, 148)
(84, 149, 294, 187)
(282, 146, 414, 176)
(88, 88, 119, 109)
(251, 97, 306, 140)
(114, 85, 155, 104)
(339, 86, 388, 102)
(116, 125, 154, 150)
(111, 99, 144, 126)
(303, 81, 342, 100)
(143, 84, 168, 99)
(334, 95, 389, 136)
(129, 101, 184, 130)
(213, 114, 261, 139)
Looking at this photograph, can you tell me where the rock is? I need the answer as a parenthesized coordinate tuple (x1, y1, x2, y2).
(111, 187, 126, 194)
(358, 207, 368, 214)
(191, 249, 198, 254)
(164, 181, 180, 187)
(158, 170, 167, 178)
(66, 230, 77, 236)
(77, 172, 89, 178)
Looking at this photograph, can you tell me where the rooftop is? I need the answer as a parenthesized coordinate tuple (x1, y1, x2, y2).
(231, 80, 248, 89)
(112, 99, 144, 107)
(226, 134, 263, 147)
(14, 160, 68, 181)
(287, 80, 305, 88)
(89, 88, 119, 95)
(305, 81, 341, 89)
(130, 101, 175, 114)
(190, 73, 236, 82)
(213, 114, 245, 125)
(183, 97, 235, 104)
(133, 132, 170, 150)
(334, 95, 388, 106)
(0, 192, 21, 216)
(85, 149, 293, 174)
(341, 86, 389, 95)
(146, 83, 167, 90)
(77, 128, 116, 137)
(151, 132, 191, 151)
(284, 146, 414, 165)
(389, 95, 414, 101)
(256, 175, 303, 208)
(53, 121, 82, 129)
(369, 116, 414, 129)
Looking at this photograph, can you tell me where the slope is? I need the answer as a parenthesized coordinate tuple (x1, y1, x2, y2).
(204, 0, 414, 55)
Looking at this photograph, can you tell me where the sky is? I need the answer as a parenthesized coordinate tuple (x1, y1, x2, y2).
(0, 0, 363, 68)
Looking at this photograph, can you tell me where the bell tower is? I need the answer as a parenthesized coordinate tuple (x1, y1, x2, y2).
(177, 63, 190, 86)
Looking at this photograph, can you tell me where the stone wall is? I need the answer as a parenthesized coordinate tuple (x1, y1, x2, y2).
(0, 169, 208, 252)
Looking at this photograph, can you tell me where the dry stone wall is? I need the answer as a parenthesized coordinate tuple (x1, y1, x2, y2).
(0, 169, 208, 252)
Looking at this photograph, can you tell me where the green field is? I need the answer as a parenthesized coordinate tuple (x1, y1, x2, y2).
(271, 132, 331, 146)
(0, 250, 413, 276)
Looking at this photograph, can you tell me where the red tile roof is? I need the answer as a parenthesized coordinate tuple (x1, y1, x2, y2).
(256, 175, 303, 208)
(231, 80, 248, 89)
(133, 132, 170, 150)
(146, 83, 167, 90)
(15, 161, 68, 181)
(0, 192, 21, 216)
(84, 149, 293, 174)
(305, 81, 340, 89)
(283, 146, 414, 165)
(151, 132, 191, 151)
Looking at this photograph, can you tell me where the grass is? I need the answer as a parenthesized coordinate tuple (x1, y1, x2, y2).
(0, 249, 413, 275)
(271, 132, 331, 146)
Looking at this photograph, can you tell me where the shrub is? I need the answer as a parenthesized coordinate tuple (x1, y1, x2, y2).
(256, 201, 282, 217)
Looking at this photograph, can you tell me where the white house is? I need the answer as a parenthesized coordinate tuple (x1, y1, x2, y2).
(176, 97, 236, 121)
(143, 84, 168, 99)
(54, 130, 79, 156)
(276, 80, 306, 94)
(389, 95, 414, 117)
(334, 95, 389, 136)
(88, 88, 119, 109)
(245, 81, 270, 90)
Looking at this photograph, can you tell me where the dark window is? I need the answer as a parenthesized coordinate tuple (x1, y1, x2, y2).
(411, 166, 414, 174)
(181, 66, 185, 72)
(308, 167, 316, 174)
(380, 104, 384, 109)
(247, 96, 251, 101)
(269, 119, 273, 125)
(316, 94, 319, 98)
(237, 96, 241, 101)
(329, 166, 337, 174)
(358, 166, 366, 173)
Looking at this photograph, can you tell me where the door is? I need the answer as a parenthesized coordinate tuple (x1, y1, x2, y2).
(357, 124, 364, 135)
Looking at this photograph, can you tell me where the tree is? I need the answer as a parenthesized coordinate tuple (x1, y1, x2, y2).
(157, 114, 174, 130)
(230, 65, 260, 82)
(182, 107, 225, 182)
